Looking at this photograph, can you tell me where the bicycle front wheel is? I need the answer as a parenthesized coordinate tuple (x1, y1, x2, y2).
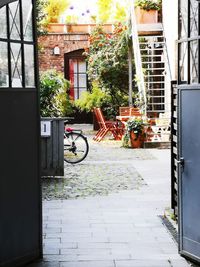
(64, 132, 89, 164)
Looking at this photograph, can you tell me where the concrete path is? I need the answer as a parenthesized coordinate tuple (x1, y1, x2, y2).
(28, 126, 191, 267)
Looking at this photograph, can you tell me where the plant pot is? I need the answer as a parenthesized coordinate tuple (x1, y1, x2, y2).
(135, 7, 158, 24)
(48, 23, 65, 33)
(66, 24, 73, 33)
(130, 131, 144, 148)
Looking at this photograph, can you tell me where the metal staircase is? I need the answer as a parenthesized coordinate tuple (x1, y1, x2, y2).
(130, 0, 171, 116)
(139, 35, 168, 115)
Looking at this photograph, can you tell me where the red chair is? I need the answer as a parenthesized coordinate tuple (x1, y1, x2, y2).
(119, 107, 141, 117)
(93, 107, 124, 142)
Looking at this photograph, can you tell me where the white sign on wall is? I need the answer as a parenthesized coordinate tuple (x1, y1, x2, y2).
(41, 121, 51, 137)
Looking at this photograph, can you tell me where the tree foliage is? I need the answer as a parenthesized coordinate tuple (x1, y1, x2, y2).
(36, 0, 48, 36)
(96, 0, 114, 23)
(96, 0, 128, 23)
(114, 3, 127, 22)
(44, 0, 70, 23)
(83, 24, 135, 117)
(40, 70, 72, 117)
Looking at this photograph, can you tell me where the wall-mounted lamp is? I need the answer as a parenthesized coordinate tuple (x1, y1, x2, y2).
(53, 45, 60, 55)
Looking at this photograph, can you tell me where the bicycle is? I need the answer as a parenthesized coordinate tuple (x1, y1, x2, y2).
(64, 127, 89, 164)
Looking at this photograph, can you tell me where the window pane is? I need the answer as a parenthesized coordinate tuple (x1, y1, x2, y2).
(0, 42, 9, 87)
(190, 0, 198, 38)
(74, 74, 78, 87)
(74, 88, 78, 100)
(73, 60, 78, 73)
(11, 42, 22, 87)
(78, 61, 86, 72)
(22, 0, 33, 41)
(24, 44, 35, 87)
(79, 88, 87, 98)
(179, 0, 188, 39)
(0, 6, 7, 39)
(79, 74, 87, 87)
(9, 1, 21, 40)
(190, 40, 198, 83)
(179, 42, 188, 83)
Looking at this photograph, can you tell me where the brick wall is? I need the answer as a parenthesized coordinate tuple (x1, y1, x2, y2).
(38, 33, 89, 73)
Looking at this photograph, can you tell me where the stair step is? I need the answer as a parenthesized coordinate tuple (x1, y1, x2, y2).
(144, 81, 165, 83)
(142, 60, 165, 63)
(140, 48, 164, 51)
(147, 89, 165, 91)
(146, 69, 165, 71)
(148, 103, 165, 105)
(141, 55, 163, 58)
(149, 96, 165, 99)
(143, 141, 170, 149)
(142, 61, 165, 66)
(139, 35, 164, 39)
(148, 110, 165, 112)
(144, 74, 165, 77)
(139, 41, 165, 45)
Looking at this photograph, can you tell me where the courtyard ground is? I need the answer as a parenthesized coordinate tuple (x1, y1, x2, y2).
(28, 125, 193, 267)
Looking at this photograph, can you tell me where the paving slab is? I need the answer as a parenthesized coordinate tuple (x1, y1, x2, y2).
(26, 127, 191, 267)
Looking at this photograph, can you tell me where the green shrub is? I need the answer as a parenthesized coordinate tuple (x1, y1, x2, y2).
(75, 82, 109, 112)
(135, 0, 162, 11)
(40, 70, 72, 117)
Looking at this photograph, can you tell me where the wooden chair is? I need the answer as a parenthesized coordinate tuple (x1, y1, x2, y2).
(93, 107, 125, 142)
(145, 113, 171, 142)
(119, 107, 141, 117)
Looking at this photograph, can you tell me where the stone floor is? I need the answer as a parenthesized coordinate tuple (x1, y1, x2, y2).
(27, 125, 193, 267)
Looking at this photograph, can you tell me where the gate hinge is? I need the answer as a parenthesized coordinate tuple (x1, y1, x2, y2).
(177, 157, 184, 169)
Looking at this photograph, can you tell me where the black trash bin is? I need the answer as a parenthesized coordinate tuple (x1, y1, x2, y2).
(41, 118, 68, 176)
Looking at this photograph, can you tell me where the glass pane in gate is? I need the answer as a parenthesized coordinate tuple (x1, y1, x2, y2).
(0, 42, 8, 87)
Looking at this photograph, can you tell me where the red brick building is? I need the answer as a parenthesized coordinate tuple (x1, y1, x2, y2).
(38, 24, 113, 100)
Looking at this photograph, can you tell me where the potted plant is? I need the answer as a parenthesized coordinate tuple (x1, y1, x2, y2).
(65, 15, 78, 33)
(122, 118, 146, 148)
(134, 0, 162, 24)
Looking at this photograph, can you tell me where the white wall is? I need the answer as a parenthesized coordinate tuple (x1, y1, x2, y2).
(163, 0, 178, 80)
(162, 0, 178, 113)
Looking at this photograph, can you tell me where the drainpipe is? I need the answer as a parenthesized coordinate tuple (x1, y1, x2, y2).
(128, 40, 133, 107)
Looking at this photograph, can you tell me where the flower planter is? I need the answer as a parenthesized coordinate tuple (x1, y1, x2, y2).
(130, 131, 144, 148)
(135, 7, 158, 24)
(48, 23, 65, 33)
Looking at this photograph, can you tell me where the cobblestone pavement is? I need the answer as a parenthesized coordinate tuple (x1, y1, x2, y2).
(42, 136, 153, 200)
(30, 125, 192, 267)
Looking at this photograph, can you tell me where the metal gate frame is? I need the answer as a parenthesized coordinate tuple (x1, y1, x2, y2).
(0, 0, 42, 266)
(178, 85, 200, 263)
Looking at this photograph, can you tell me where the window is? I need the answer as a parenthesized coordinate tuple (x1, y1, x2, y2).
(0, 0, 35, 88)
(178, 0, 200, 84)
(65, 49, 87, 100)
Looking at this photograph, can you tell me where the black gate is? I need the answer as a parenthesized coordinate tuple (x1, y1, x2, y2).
(0, 0, 42, 266)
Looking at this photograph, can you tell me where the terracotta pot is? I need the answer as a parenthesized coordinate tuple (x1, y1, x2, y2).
(130, 131, 144, 148)
(135, 7, 158, 24)
(48, 23, 65, 33)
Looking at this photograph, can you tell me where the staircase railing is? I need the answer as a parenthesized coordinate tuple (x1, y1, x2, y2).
(130, 0, 147, 115)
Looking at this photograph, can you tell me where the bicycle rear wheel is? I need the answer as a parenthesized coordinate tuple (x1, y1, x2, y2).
(64, 132, 89, 164)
